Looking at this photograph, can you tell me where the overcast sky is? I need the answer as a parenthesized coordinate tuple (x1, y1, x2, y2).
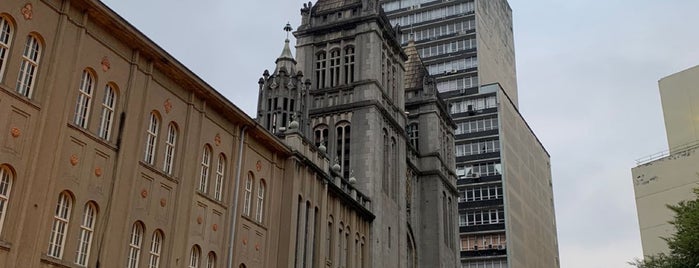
(101, 1, 699, 267)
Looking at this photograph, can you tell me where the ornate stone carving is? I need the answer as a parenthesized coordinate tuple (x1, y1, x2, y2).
(10, 127, 20, 138)
(164, 98, 172, 114)
(140, 189, 148, 198)
(196, 216, 203, 224)
(70, 155, 79, 166)
(212, 224, 218, 231)
(214, 133, 221, 146)
(242, 239, 247, 245)
(160, 198, 166, 207)
(256, 160, 262, 172)
(255, 244, 260, 251)
(21, 3, 33, 20)
(101, 56, 111, 72)
(94, 167, 102, 177)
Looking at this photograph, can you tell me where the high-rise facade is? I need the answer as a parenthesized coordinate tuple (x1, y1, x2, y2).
(381, 1, 560, 267)
(632, 65, 699, 256)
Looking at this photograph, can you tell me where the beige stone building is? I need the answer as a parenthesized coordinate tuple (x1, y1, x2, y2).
(632, 65, 699, 256)
(0, 0, 376, 267)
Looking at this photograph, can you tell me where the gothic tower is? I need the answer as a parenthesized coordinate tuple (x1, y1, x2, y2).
(295, 0, 409, 267)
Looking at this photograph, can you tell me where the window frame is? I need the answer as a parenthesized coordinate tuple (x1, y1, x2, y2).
(0, 166, 13, 235)
(144, 112, 160, 165)
(75, 202, 97, 267)
(243, 174, 253, 216)
(16, 34, 41, 98)
(213, 154, 225, 201)
(162, 123, 177, 175)
(126, 222, 144, 268)
(97, 84, 117, 140)
(0, 16, 13, 82)
(255, 180, 265, 223)
(47, 192, 72, 259)
(198, 146, 212, 193)
(73, 70, 95, 128)
(148, 230, 163, 268)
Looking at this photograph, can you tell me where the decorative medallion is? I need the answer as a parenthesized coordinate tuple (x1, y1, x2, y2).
(70, 155, 79, 166)
(21, 3, 33, 20)
(197, 216, 203, 224)
(212, 224, 218, 231)
(94, 167, 102, 177)
(101, 56, 111, 72)
(256, 160, 262, 172)
(255, 244, 260, 251)
(214, 133, 221, 146)
(164, 98, 172, 114)
(10, 127, 20, 138)
(242, 239, 247, 245)
(140, 189, 148, 198)
(160, 198, 167, 207)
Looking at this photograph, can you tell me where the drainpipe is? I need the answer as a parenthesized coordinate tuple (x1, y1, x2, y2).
(227, 125, 248, 268)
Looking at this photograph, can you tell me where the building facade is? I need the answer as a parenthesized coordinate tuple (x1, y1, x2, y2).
(380, 0, 560, 267)
(632, 65, 699, 256)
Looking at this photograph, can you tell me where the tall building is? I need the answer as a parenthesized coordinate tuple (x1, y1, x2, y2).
(632, 65, 699, 256)
(381, 0, 560, 267)
(257, 0, 460, 267)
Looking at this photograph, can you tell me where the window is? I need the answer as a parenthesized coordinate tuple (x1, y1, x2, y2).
(463, 209, 505, 226)
(455, 117, 498, 135)
(336, 122, 351, 179)
(214, 154, 225, 201)
(313, 125, 328, 148)
(382, 130, 389, 193)
(189, 246, 201, 268)
(456, 162, 502, 178)
(407, 124, 418, 150)
(450, 95, 497, 114)
(464, 184, 503, 202)
(343, 47, 355, 84)
(48, 192, 72, 259)
(73, 70, 94, 128)
(315, 52, 327, 88)
(206, 252, 216, 268)
(255, 180, 265, 223)
(144, 112, 160, 165)
(75, 202, 97, 267)
(16, 35, 41, 98)
(243, 174, 253, 216)
(199, 146, 212, 193)
(148, 231, 163, 268)
(0, 166, 13, 234)
(127, 222, 144, 268)
(97, 84, 117, 139)
(455, 139, 500, 157)
(329, 50, 341, 87)
(461, 233, 506, 251)
(162, 123, 177, 174)
(0, 17, 13, 82)
(326, 217, 333, 263)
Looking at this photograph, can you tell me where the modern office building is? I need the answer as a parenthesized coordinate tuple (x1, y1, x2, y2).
(381, 0, 560, 267)
(632, 65, 699, 256)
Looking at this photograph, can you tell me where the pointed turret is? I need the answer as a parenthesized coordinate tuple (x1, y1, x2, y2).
(274, 23, 297, 75)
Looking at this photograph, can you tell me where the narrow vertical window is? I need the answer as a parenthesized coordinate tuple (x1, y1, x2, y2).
(127, 222, 144, 268)
(189, 246, 201, 268)
(148, 231, 163, 268)
(407, 123, 419, 150)
(0, 166, 13, 234)
(326, 217, 333, 262)
(255, 180, 265, 223)
(162, 123, 177, 175)
(48, 192, 72, 259)
(75, 203, 97, 266)
(315, 52, 327, 88)
(343, 46, 355, 84)
(206, 252, 216, 268)
(199, 146, 212, 193)
(329, 50, 341, 87)
(16, 35, 41, 98)
(0, 17, 13, 82)
(73, 70, 94, 128)
(214, 154, 225, 201)
(144, 112, 159, 165)
(243, 174, 253, 216)
(336, 123, 351, 179)
(97, 84, 117, 140)
(382, 130, 389, 193)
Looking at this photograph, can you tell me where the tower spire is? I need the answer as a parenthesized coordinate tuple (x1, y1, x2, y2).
(275, 22, 297, 74)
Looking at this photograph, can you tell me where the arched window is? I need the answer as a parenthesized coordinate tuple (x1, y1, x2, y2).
(343, 46, 355, 84)
(144, 112, 160, 164)
(0, 17, 14, 82)
(148, 230, 163, 268)
(206, 252, 216, 268)
(16, 34, 41, 98)
(315, 52, 327, 88)
(382, 129, 389, 193)
(75, 202, 97, 267)
(344, 227, 350, 268)
(97, 84, 117, 140)
(255, 180, 265, 223)
(127, 222, 144, 268)
(329, 49, 341, 87)
(213, 154, 225, 201)
(199, 145, 212, 193)
(313, 125, 328, 148)
(189, 245, 201, 268)
(73, 70, 95, 128)
(326, 216, 333, 262)
(337, 225, 344, 265)
(391, 137, 397, 199)
(0, 165, 13, 234)
(48, 192, 72, 259)
(243, 173, 253, 216)
(162, 123, 177, 175)
(336, 122, 351, 179)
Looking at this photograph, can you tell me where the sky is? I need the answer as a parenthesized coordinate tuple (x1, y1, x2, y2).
(100, 1, 699, 267)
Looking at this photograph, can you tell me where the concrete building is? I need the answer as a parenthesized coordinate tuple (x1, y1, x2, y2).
(632, 65, 699, 256)
(380, 0, 559, 267)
